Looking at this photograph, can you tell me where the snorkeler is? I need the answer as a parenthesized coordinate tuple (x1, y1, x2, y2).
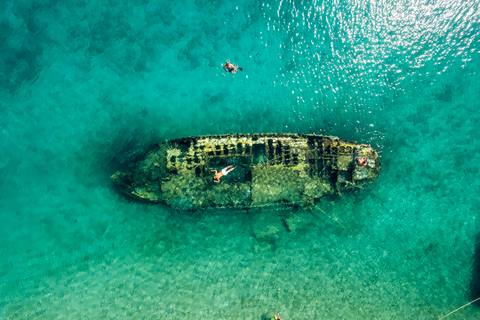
(356, 144, 371, 166)
(223, 61, 243, 74)
(356, 157, 368, 166)
(211, 165, 236, 183)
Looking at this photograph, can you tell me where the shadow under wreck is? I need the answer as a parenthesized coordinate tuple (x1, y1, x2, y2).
(111, 133, 381, 210)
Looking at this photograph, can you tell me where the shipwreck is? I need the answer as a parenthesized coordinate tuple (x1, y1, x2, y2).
(112, 133, 381, 210)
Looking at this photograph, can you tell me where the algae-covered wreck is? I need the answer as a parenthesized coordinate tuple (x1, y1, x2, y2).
(112, 133, 381, 210)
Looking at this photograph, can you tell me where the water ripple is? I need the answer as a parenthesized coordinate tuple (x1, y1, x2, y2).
(261, 0, 480, 99)
(253, 0, 480, 139)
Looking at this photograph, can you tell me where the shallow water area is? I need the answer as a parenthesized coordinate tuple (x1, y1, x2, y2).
(1, 0, 480, 319)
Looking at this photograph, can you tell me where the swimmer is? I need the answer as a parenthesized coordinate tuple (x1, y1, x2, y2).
(272, 313, 282, 320)
(211, 165, 236, 183)
(223, 60, 243, 74)
(356, 157, 368, 166)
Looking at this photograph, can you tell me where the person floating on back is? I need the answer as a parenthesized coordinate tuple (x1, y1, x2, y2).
(211, 165, 236, 183)
(223, 60, 243, 74)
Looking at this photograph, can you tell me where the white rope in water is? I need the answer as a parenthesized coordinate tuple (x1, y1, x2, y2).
(438, 297, 480, 320)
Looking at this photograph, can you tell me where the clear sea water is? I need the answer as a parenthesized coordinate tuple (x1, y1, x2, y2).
(1, 0, 480, 319)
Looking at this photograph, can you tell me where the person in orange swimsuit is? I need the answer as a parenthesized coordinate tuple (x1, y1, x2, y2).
(211, 165, 236, 183)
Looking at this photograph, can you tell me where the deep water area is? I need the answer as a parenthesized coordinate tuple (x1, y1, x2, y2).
(1, 0, 480, 318)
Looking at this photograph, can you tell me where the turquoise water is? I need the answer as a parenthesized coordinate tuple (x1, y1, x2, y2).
(1, 0, 480, 318)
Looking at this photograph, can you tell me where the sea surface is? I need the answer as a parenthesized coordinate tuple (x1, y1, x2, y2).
(1, 0, 480, 319)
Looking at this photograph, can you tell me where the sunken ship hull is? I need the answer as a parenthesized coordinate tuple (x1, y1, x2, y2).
(112, 133, 381, 210)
